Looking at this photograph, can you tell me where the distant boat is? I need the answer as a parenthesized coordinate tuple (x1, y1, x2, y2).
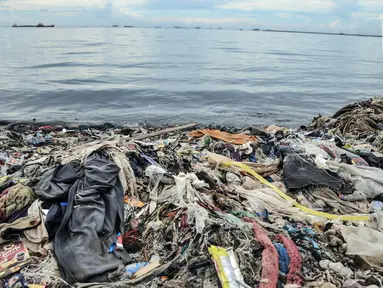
(252, 28, 260, 31)
(112, 25, 119, 27)
(216, 27, 222, 30)
(155, 26, 162, 28)
(12, 23, 54, 28)
(124, 26, 133, 28)
(195, 27, 201, 29)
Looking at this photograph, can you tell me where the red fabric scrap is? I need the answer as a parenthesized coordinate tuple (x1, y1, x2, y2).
(243, 218, 279, 288)
(123, 229, 141, 250)
(167, 211, 178, 219)
(39, 125, 54, 132)
(276, 234, 303, 286)
(181, 214, 188, 228)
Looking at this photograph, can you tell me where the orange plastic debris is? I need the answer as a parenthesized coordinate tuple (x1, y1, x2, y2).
(188, 129, 257, 145)
(124, 196, 145, 208)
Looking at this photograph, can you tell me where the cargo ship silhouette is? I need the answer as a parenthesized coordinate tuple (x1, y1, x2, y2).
(12, 23, 55, 27)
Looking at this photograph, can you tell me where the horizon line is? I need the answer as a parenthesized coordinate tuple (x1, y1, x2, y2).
(4, 25, 382, 37)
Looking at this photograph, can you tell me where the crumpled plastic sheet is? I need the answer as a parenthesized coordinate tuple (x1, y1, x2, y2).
(328, 161, 383, 201)
(186, 203, 209, 234)
(340, 225, 383, 272)
(145, 165, 167, 213)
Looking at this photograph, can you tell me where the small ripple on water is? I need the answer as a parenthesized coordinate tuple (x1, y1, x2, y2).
(63, 51, 97, 55)
(51, 79, 109, 84)
(26, 62, 87, 69)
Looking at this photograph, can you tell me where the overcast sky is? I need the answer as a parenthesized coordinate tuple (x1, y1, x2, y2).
(1, 0, 382, 33)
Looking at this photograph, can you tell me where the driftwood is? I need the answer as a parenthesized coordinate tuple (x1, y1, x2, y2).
(127, 123, 197, 141)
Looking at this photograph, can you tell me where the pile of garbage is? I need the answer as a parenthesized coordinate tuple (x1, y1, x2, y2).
(1, 99, 383, 288)
(310, 97, 383, 136)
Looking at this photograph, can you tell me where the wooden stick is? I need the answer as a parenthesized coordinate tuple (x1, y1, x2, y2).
(127, 123, 197, 141)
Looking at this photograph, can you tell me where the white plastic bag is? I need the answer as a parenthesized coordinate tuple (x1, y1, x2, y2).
(340, 225, 383, 272)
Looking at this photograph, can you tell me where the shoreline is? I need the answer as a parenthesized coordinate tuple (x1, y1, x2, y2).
(1, 97, 382, 135)
(0, 119, 283, 133)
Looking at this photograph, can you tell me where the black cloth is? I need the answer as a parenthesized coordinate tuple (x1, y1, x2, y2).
(35, 150, 130, 284)
(282, 151, 343, 190)
(45, 203, 65, 239)
(127, 152, 148, 178)
(343, 148, 383, 169)
(357, 152, 383, 169)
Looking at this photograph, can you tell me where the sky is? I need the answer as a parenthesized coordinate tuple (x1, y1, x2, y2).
(0, 0, 383, 33)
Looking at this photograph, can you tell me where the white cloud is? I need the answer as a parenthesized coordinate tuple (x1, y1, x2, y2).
(219, 0, 335, 13)
(3, 0, 103, 10)
(276, 13, 312, 22)
(277, 13, 292, 19)
(319, 19, 358, 31)
(121, 9, 143, 18)
(0, 0, 145, 26)
(149, 16, 259, 26)
(298, 15, 312, 22)
(182, 17, 258, 24)
(329, 19, 340, 27)
(351, 12, 382, 21)
(119, 5, 144, 18)
(1, 0, 148, 11)
(358, 0, 383, 11)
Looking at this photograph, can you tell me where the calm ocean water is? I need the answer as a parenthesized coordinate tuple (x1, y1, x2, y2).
(1, 27, 383, 127)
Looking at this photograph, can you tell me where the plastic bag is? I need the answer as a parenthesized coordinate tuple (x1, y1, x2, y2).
(145, 165, 166, 213)
(340, 225, 383, 272)
(340, 226, 383, 257)
(186, 204, 209, 234)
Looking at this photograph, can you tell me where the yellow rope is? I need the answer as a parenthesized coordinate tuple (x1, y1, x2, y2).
(225, 161, 370, 222)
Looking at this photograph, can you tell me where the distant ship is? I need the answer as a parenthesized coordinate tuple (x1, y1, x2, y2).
(124, 26, 133, 28)
(12, 23, 55, 27)
(112, 25, 119, 27)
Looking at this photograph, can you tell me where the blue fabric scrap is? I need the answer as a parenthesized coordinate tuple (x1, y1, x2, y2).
(274, 243, 290, 274)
